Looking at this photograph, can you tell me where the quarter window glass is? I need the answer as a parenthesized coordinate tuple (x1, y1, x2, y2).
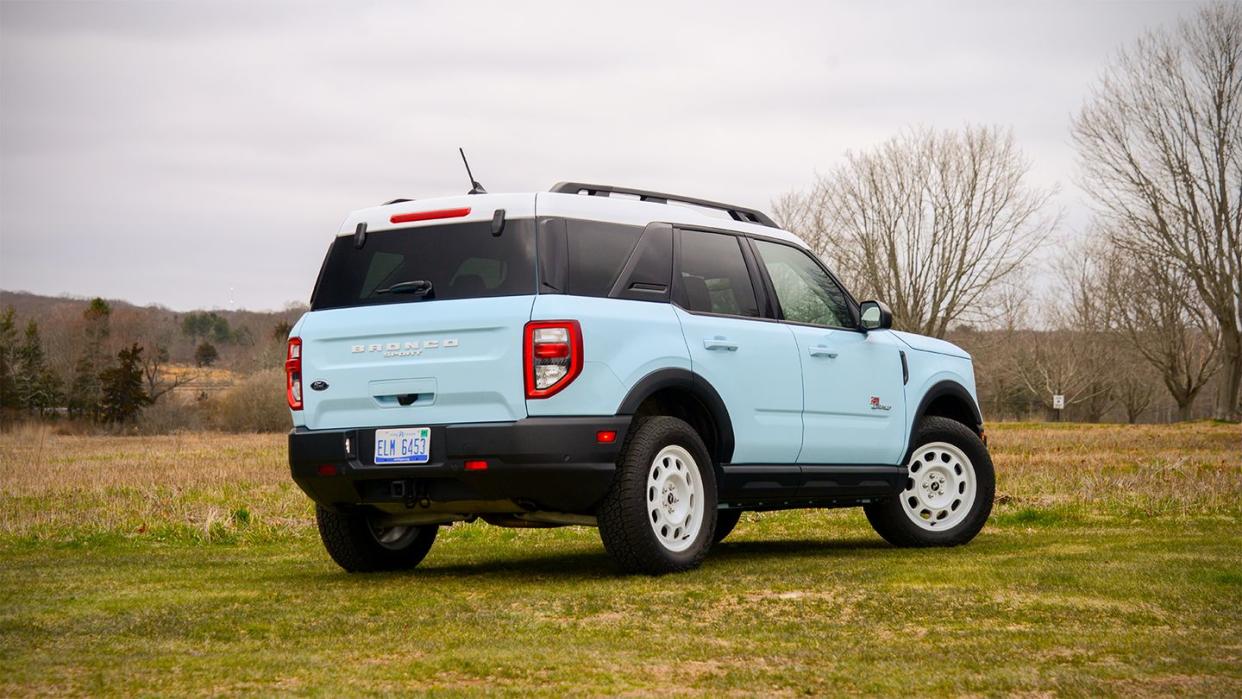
(614, 225, 673, 300)
(753, 239, 851, 327)
(677, 230, 759, 317)
(566, 220, 643, 297)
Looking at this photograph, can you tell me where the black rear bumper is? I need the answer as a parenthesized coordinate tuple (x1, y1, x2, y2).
(289, 416, 631, 514)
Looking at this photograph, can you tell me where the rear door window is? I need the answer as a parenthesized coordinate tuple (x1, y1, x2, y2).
(675, 229, 760, 318)
(311, 220, 536, 310)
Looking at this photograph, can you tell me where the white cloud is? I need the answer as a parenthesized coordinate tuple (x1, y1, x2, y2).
(0, 0, 1198, 309)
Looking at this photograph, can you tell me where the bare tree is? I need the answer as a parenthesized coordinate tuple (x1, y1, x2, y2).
(1043, 238, 1126, 421)
(1013, 329, 1111, 420)
(142, 345, 192, 403)
(1073, 2, 1242, 420)
(1104, 243, 1219, 421)
(775, 125, 1057, 338)
(1117, 369, 1159, 423)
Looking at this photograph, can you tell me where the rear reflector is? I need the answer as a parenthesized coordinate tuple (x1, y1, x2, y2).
(596, 430, 617, 444)
(464, 459, 488, 471)
(317, 464, 338, 477)
(390, 207, 471, 224)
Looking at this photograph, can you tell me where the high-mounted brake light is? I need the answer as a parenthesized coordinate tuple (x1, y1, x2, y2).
(389, 207, 471, 224)
(524, 321, 583, 399)
(286, 337, 303, 410)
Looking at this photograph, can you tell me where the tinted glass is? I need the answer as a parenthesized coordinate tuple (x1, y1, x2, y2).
(614, 224, 673, 301)
(311, 220, 536, 310)
(537, 217, 568, 293)
(677, 229, 759, 317)
(752, 239, 852, 327)
(566, 220, 644, 297)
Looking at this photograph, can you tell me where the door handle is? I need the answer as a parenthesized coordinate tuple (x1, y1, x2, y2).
(808, 344, 838, 358)
(703, 336, 739, 351)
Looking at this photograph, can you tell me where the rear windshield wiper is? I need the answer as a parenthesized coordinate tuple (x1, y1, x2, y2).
(375, 280, 434, 297)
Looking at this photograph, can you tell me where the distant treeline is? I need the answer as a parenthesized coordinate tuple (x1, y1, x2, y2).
(0, 292, 302, 431)
(0, 290, 1225, 430)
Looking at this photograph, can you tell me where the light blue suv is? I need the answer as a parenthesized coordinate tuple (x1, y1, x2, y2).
(287, 183, 994, 574)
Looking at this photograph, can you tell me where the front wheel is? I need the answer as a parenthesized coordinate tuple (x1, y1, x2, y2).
(597, 416, 718, 574)
(316, 505, 438, 572)
(864, 416, 994, 547)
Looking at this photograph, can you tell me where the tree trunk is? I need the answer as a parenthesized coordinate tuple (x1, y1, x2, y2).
(1215, 331, 1242, 422)
(1176, 401, 1193, 423)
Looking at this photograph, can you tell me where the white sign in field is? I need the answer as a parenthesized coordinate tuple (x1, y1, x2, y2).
(1052, 394, 1065, 410)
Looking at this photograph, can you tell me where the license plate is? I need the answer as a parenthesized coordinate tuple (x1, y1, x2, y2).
(373, 427, 430, 465)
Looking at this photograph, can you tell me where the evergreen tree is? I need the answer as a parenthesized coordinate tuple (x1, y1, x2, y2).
(183, 311, 233, 345)
(0, 307, 17, 411)
(15, 320, 61, 415)
(99, 343, 150, 423)
(68, 298, 111, 420)
(195, 341, 219, 367)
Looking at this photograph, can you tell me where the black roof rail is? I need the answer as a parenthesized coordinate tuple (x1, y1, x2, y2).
(549, 182, 779, 228)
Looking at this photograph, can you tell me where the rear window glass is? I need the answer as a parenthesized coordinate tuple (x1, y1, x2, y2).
(311, 220, 536, 310)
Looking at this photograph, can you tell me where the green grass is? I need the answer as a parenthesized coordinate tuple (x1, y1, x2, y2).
(0, 423, 1239, 695)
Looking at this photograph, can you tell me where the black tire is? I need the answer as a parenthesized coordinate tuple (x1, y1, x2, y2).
(597, 416, 718, 574)
(315, 505, 438, 572)
(713, 509, 744, 544)
(864, 416, 994, 547)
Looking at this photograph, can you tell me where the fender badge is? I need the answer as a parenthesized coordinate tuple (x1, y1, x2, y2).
(869, 396, 891, 411)
(310, 380, 329, 391)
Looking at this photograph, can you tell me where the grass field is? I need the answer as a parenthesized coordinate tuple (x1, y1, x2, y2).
(1, 422, 1239, 696)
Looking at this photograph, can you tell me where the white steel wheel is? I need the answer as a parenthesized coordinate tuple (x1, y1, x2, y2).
(901, 441, 977, 531)
(646, 444, 705, 552)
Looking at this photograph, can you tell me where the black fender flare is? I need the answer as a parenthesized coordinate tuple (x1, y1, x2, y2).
(902, 379, 984, 464)
(616, 368, 735, 464)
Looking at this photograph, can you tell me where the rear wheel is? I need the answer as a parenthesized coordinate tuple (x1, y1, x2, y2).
(315, 505, 438, 572)
(864, 416, 994, 547)
(713, 509, 744, 544)
(597, 416, 718, 574)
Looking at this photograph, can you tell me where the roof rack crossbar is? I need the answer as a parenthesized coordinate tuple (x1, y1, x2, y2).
(549, 182, 778, 228)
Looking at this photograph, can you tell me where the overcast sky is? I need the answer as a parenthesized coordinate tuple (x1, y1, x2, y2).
(0, 0, 1201, 311)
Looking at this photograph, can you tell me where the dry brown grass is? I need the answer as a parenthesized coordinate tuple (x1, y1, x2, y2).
(0, 421, 1238, 541)
(0, 422, 286, 493)
(0, 423, 302, 541)
(988, 422, 1242, 516)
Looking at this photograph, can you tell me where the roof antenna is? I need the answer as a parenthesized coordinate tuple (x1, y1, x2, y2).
(459, 147, 487, 195)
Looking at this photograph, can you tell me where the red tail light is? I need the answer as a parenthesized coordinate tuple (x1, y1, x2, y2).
(286, 337, 303, 410)
(524, 320, 582, 399)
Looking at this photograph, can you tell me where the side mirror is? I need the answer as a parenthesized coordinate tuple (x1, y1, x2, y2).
(859, 300, 892, 331)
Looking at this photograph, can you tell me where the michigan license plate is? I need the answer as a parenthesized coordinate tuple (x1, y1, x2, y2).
(373, 427, 430, 464)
